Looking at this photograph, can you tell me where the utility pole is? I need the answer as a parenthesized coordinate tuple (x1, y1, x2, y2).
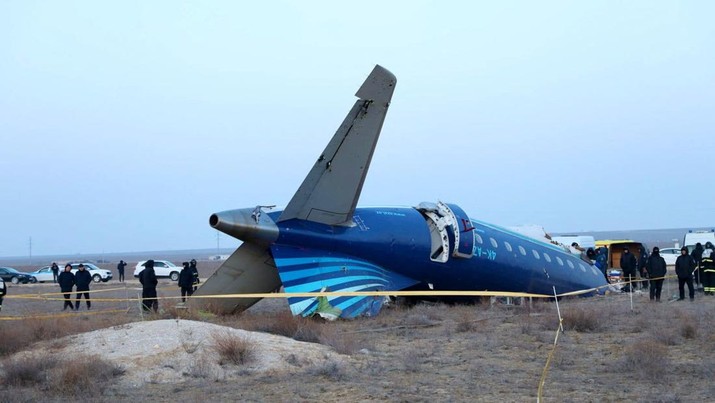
(29, 236, 32, 265)
(216, 231, 220, 255)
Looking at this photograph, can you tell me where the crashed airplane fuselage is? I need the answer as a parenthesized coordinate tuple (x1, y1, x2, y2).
(190, 65, 607, 319)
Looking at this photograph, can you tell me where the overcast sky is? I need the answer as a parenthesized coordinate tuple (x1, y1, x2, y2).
(1, 1, 714, 258)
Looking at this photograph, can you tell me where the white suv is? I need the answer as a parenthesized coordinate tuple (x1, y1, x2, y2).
(67, 263, 113, 283)
(134, 260, 182, 281)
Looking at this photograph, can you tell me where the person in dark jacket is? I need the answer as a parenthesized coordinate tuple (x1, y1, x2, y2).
(645, 247, 667, 301)
(189, 259, 200, 292)
(0, 277, 6, 311)
(178, 261, 194, 302)
(58, 264, 75, 310)
(595, 247, 608, 281)
(692, 243, 704, 287)
(117, 260, 127, 282)
(74, 264, 92, 310)
(620, 247, 637, 293)
(51, 262, 59, 283)
(637, 247, 649, 290)
(675, 247, 696, 301)
(140, 259, 159, 312)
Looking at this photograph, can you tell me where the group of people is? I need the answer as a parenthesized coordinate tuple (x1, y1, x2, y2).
(613, 242, 715, 302)
(57, 263, 93, 310)
(47, 259, 201, 312)
(138, 258, 200, 312)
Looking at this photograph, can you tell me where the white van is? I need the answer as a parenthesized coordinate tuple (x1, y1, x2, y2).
(683, 230, 715, 250)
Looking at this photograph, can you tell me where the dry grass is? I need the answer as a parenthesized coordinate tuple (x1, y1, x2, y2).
(0, 316, 131, 357)
(561, 305, 604, 332)
(1, 354, 123, 397)
(318, 328, 362, 355)
(211, 331, 256, 366)
(3, 284, 715, 401)
(307, 360, 346, 381)
(621, 338, 669, 380)
(239, 310, 300, 338)
(50, 355, 125, 396)
(1, 355, 58, 386)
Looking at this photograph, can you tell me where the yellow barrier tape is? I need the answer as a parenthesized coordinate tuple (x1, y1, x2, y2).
(0, 308, 128, 321)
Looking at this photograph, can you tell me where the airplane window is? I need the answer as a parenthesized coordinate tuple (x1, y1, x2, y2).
(543, 253, 551, 263)
(556, 257, 564, 266)
(475, 234, 483, 244)
(567, 260, 575, 269)
(504, 241, 513, 252)
(579, 263, 587, 273)
(490, 238, 498, 248)
(532, 250, 540, 259)
(518, 246, 526, 256)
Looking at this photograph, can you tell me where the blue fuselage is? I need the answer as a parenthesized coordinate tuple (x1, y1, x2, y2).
(270, 206, 606, 296)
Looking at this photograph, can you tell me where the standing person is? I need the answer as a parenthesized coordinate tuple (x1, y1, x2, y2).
(58, 264, 75, 310)
(620, 247, 637, 293)
(637, 247, 649, 291)
(675, 247, 696, 301)
(51, 262, 59, 283)
(189, 259, 200, 292)
(645, 247, 667, 301)
(117, 260, 127, 283)
(178, 262, 194, 303)
(701, 247, 715, 295)
(0, 277, 6, 312)
(139, 259, 158, 312)
(692, 243, 704, 287)
(595, 247, 608, 281)
(74, 264, 92, 310)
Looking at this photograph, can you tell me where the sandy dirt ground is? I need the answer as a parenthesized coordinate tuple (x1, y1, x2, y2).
(1, 273, 714, 402)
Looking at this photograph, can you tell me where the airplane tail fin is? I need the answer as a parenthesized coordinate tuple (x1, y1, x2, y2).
(188, 242, 282, 313)
(278, 65, 397, 226)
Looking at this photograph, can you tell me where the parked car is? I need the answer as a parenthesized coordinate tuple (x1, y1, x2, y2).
(66, 263, 112, 283)
(134, 260, 182, 281)
(28, 266, 56, 283)
(658, 248, 680, 266)
(0, 267, 34, 284)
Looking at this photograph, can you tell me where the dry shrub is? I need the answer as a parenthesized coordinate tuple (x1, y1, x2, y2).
(0, 326, 30, 357)
(680, 316, 698, 339)
(307, 360, 346, 381)
(1, 355, 58, 386)
(562, 306, 603, 332)
(651, 326, 679, 346)
(318, 328, 361, 355)
(158, 304, 202, 321)
(50, 355, 124, 396)
(183, 354, 214, 379)
(454, 310, 480, 333)
(241, 311, 299, 338)
(211, 331, 256, 366)
(292, 318, 324, 343)
(520, 314, 556, 336)
(401, 347, 429, 372)
(621, 339, 669, 380)
(404, 303, 442, 325)
(0, 316, 132, 357)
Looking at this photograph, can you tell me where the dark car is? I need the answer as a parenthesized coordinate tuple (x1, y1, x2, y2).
(0, 267, 34, 284)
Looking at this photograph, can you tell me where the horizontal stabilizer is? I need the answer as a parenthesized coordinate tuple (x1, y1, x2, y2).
(188, 242, 282, 313)
(278, 65, 397, 226)
(271, 245, 419, 319)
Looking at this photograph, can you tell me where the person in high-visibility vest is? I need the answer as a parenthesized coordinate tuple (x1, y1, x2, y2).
(702, 243, 715, 295)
